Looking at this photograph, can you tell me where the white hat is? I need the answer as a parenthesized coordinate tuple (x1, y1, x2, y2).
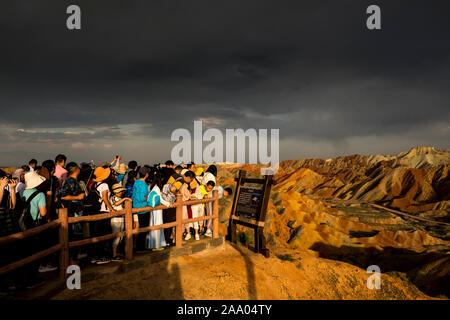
(12, 168, 24, 179)
(24, 171, 46, 190)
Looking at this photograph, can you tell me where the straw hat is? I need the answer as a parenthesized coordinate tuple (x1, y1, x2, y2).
(24, 171, 46, 190)
(116, 163, 128, 175)
(112, 183, 126, 194)
(94, 167, 111, 182)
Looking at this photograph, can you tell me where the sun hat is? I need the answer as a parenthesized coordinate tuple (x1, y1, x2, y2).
(195, 167, 204, 176)
(24, 171, 46, 190)
(12, 168, 24, 179)
(117, 163, 128, 175)
(112, 183, 126, 194)
(94, 167, 111, 182)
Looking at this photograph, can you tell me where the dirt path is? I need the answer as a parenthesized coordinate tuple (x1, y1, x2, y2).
(53, 243, 430, 300)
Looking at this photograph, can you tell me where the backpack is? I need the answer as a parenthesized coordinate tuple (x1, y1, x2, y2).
(17, 190, 41, 231)
(161, 177, 183, 203)
(82, 182, 105, 215)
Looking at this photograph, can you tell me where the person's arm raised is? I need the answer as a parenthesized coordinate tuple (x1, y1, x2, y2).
(0, 177, 8, 204)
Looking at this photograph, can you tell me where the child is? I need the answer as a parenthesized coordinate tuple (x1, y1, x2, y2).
(110, 183, 131, 261)
(183, 179, 215, 241)
(199, 181, 215, 237)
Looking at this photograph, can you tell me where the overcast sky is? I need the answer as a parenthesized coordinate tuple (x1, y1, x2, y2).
(0, 0, 449, 166)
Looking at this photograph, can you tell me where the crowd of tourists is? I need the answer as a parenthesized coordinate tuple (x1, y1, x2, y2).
(0, 155, 232, 290)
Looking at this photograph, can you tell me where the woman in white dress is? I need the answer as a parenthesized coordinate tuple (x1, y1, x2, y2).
(146, 173, 170, 250)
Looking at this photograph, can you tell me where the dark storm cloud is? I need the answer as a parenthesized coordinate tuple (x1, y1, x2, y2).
(0, 0, 449, 163)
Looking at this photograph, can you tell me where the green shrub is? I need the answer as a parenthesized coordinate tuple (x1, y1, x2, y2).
(237, 230, 253, 246)
(276, 254, 296, 262)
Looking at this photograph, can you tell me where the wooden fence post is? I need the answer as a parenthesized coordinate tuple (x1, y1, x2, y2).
(124, 200, 133, 261)
(212, 190, 219, 239)
(175, 193, 183, 247)
(58, 208, 69, 280)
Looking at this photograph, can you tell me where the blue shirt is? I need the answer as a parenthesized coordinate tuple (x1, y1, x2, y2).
(132, 179, 149, 214)
(117, 174, 125, 183)
(147, 190, 161, 207)
(20, 188, 47, 221)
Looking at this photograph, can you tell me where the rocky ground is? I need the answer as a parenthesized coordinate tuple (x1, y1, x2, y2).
(53, 243, 431, 300)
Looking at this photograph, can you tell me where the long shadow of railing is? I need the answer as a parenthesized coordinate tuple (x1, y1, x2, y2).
(232, 244, 257, 299)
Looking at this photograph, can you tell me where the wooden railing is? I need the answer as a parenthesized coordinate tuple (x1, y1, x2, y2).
(0, 190, 219, 280)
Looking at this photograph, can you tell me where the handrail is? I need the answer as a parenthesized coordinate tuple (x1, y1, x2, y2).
(0, 244, 62, 276)
(69, 231, 127, 248)
(0, 189, 220, 280)
(0, 219, 61, 246)
(68, 210, 126, 223)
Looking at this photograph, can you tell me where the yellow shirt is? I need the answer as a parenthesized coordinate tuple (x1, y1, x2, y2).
(167, 176, 183, 190)
(199, 185, 209, 199)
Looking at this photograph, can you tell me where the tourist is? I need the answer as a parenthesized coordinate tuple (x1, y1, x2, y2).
(60, 162, 85, 217)
(6, 168, 26, 194)
(0, 170, 17, 237)
(132, 166, 151, 251)
(125, 170, 137, 199)
(165, 160, 175, 169)
(161, 169, 191, 243)
(187, 162, 196, 172)
(146, 172, 170, 250)
(179, 171, 201, 240)
(199, 181, 216, 237)
(19, 171, 47, 226)
(38, 160, 57, 220)
(110, 155, 122, 172)
(213, 186, 233, 199)
(0, 171, 19, 290)
(202, 165, 218, 237)
(174, 165, 183, 175)
(20, 171, 55, 279)
(122, 160, 138, 186)
(37, 160, 59, 269)
(54, 154, 68, 193)
(90, 166, 114, 264)
(202, 165, 217, 185)
(116, 163, 128, 183)
(28, 159, 38, 172)
(59, 162, 86, 263)
(110, 183, 131, 261)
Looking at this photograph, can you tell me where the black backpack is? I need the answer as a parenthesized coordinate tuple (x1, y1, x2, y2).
(17, 190, 41, 231)
(82, 182, 105, 215)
